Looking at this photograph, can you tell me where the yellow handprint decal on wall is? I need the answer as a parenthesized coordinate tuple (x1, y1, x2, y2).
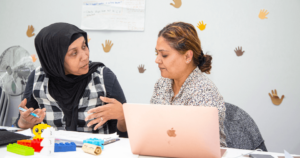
(102, 40, 113, 53)
(88, 35, 91, 43)
(259, 9, 269, 19)
(26, 25, 35, 37)
(197, 21, 207, 31)
(170, 0, 182, 8)
(269, 89, 284, 105)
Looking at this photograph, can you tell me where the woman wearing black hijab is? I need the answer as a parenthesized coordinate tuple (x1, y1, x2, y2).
(15, 23, 127, 135)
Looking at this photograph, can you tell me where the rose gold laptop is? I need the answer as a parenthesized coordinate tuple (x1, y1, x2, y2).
(123, 103, 221, 158)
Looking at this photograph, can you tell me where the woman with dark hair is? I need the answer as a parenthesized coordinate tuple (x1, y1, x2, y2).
(15, 23, 127, 136)
(150, 22, 226, 147)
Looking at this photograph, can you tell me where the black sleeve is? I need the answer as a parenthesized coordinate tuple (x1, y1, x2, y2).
(103, 67, 126, 104)
(14, 70, 39, 128)
(103, 67, 128, 138)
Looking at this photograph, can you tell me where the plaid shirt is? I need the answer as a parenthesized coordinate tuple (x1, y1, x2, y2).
(32, 66, 109, 133)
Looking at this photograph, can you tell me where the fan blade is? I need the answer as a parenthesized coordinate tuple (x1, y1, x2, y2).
(11, 81, 16, 94)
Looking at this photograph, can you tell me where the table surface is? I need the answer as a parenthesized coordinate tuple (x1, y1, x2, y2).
(0, 126, 298, 158)
(0, 138, 299, 158)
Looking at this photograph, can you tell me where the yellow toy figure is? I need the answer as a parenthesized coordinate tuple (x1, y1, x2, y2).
(33, 124, 51, 139)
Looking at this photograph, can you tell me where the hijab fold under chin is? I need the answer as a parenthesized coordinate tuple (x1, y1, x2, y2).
(35, 23, 104, 131)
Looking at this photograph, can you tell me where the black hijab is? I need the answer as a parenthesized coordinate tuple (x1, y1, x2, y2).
(34, 23, 104, 131)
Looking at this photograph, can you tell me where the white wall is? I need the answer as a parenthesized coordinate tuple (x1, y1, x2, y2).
(0, 0, 299, 154)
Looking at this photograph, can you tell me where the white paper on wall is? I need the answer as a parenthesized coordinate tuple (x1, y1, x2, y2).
(81, 0, 145, 31)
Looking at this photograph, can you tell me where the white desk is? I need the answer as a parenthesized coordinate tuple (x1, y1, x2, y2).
(0, 138, 298, 158)
(139, 148, 298, 158)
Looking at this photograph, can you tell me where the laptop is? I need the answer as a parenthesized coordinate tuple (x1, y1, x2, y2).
(123, 103, 221, 158)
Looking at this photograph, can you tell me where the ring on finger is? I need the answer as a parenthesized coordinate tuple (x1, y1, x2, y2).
(101, 117, 103, 122)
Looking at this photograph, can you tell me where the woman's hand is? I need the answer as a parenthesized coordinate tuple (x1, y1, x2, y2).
(85, 97, 125, 130)
(18, 99, 46, 129)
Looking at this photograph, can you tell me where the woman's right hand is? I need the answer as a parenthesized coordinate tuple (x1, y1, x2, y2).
(18, 99, 46, 129)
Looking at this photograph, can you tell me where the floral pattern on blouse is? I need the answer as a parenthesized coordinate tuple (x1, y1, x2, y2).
(150, 67, 227, 147)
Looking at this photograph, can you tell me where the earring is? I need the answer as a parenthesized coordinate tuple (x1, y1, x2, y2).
(186, 60, 191, 64)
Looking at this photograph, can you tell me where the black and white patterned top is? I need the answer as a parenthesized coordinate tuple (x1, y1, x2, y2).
(32, 66, 109, 133)
(150, 67, 227, 147)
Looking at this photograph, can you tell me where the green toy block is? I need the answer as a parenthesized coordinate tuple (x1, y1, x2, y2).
(7, 143, 34, 156)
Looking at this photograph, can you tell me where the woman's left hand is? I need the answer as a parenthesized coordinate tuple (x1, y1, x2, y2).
(85, 96, 125, 130)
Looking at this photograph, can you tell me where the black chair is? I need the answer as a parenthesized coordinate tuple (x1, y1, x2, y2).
(224, 102, 267, 151)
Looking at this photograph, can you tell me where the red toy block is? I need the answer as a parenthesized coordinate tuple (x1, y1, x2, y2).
(17, 140, 32, 147)
(31, 138, 43, 152)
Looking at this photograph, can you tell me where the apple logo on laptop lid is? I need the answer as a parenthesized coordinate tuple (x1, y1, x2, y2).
(167, 128, 176, 137)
